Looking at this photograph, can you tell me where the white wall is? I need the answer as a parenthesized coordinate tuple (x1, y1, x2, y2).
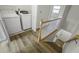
(63, 6, 79, 35)
(32, 5, 52, 31)
(32, 5, 38, 31)
(0, 5, 32, 13)
(36, 5, 51, 28)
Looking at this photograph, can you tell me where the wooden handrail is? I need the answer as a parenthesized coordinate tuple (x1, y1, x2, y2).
(65, 35, 79, 43)
(42, 18, 62, 24)
(54, 35, 79, 48)
(38, 18, 62, 41)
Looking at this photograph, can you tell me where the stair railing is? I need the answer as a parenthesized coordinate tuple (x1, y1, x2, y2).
(38, 18, 62, 42)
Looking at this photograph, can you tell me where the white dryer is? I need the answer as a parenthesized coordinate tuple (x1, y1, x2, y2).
(20, 14, 32, 30)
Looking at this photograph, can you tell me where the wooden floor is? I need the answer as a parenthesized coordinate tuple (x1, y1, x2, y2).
(0, 30, 62, 53)
(10, 30, 62, 53)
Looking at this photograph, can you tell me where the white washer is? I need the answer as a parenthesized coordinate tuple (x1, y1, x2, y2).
(1, 13, 22, 35)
